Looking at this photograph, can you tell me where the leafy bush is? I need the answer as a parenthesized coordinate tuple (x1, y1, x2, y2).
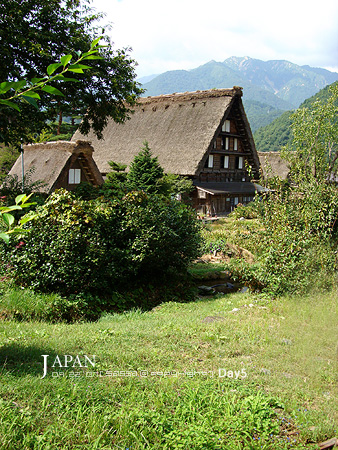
(229, 185, 338, 295)
(200, 180, 338, 296)
(3, 190, 201, 309)
(229, 200, 261, 220)
(0, 145, 19, 183)
(73, 181, 102, 200)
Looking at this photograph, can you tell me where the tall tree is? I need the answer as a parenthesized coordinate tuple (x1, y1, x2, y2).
(279, 83, 338, 238)
(282, 83, 338, 184)
(0, 0, 143, 145)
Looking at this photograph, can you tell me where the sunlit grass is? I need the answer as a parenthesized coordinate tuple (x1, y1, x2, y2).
(0, 289, 336, 448)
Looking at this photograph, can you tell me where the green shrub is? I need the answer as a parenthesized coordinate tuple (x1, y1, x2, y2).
(229, 200, 261, 220)
(0, 169, 47, 206)
(228, 232, 336, 296)
(73, 181, 102, 200)
(229, 186, 338, 295)
(4, 190, 201, 308)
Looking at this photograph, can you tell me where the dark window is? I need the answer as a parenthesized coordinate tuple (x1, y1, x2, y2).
(235, 156, 244, 169)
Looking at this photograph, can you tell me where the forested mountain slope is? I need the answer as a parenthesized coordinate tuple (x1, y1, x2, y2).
(254, 82, 338, 152)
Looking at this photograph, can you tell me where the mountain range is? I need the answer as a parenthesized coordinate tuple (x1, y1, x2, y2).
(140, 57, 338, 132)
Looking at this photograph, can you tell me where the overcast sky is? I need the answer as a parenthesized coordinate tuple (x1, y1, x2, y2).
(91, 0, 338, 78)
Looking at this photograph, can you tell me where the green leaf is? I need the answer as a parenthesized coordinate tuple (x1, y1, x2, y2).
(81, 50, 98, 57)
(31, 77, 47, 84)
(13, 80, 27, 91)
(2, 213, 15, 227)
(21, 96, 39, 110)
(60, 54, 72, 67)
(20, 202, 35, 209)
(53, 75, 79, 82)
(68, 64, 91, 70)
(82, 55, 103, 60)
(0, 205, 21, 212)
(19, 214, 37, 225)
(15, 194, 26, 205)
(21, 193, 33, 204)
(66, 62, 93, 74)
(0, 233, 10, 244)
(0, 99, 20, 111)
(40, 85, 64, 96)
(67, 68, 84, 74)
(21, 91, 40, 99)
(0, 81, 16, 93)
(90, 37, 102, 49)
(47, 63, 63, 76)
(0, 80, 26, 94)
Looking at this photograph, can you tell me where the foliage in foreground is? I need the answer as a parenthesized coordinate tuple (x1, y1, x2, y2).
(0, 376, 304, 450)
(0, 194, 37, 244)
(2, 189, 201, 310)
(0, 38, 104, 114)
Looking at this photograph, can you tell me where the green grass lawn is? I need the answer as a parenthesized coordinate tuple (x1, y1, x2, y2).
(0, 288, 337, 449)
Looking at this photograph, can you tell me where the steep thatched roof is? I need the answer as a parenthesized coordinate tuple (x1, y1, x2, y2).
(7, 140, 103, 193)
(258, 152, 290, 179)
(72, 87, 257, 176)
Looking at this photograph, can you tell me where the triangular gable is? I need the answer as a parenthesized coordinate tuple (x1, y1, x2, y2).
(197, 94, 260, 178)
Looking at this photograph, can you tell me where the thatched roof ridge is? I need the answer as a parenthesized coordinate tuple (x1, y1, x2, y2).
(23, 140, 94, 154)
(258, 151, 290, 179)
(72, 87, 246, 176)
(137, 87, 243, 105)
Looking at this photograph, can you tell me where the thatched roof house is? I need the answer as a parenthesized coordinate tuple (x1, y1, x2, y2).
(258, 152, 290, 179)
(73, 86, 260, 178)
(7, 140, 103, 193)
(73, 87, 262, 215)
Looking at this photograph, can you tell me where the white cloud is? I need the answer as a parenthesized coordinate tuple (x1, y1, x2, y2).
(92, 0, 338, 76)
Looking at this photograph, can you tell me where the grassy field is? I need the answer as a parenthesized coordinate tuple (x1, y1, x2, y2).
(0, 287, 337, 449)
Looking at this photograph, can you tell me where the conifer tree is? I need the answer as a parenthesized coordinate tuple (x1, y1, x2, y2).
(126, 141, 164, 194)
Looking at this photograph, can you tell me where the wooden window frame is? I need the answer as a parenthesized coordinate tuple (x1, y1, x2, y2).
(204, 155, 214, 169)
(69, 168, 81, 184)
(222, 119, 231, 133)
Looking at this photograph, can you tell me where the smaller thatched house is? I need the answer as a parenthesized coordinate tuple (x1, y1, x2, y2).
(258, 152, 290, 180)
(7, 140, 103, 193)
